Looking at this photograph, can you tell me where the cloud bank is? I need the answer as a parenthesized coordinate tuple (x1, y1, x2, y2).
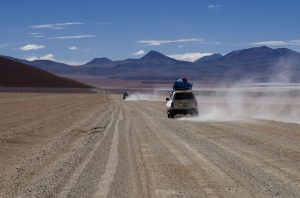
(28, 22, 84, 29)
(133, 50, 145, 55)
(167, 53, 213, 62)
(26, 54, 55, 61)
(251, 40, 300, 46)
(19, 44, 45, 50)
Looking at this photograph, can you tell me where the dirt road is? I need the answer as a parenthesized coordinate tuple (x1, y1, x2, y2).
(1, 93, 300, 197)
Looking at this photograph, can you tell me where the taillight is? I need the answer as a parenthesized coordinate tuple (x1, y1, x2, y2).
(195, 101, 198, 107)
(171, 102, 174, 108)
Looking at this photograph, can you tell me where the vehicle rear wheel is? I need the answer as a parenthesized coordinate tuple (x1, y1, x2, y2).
(167, 111, 175, 118)
(190, 110, 198, 116)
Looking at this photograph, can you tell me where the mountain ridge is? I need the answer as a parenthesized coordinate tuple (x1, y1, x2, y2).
(194, 54, 223, 63)
(2, 46, 300, 83)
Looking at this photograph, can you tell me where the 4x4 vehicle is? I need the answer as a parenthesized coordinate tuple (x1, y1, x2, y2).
(166, 90, 198, 118)
(123, 92, 129, 100)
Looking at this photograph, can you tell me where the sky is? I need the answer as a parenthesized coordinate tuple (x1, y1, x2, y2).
(1, 0, 300, 65)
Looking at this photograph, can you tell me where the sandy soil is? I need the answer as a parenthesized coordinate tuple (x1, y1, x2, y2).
(1, 92, 300, 197)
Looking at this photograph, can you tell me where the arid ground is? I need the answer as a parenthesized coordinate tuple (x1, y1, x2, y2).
(1, 88, 300, 197)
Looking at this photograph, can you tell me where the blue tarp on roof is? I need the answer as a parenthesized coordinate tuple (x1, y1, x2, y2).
(173, 78, 193, 90)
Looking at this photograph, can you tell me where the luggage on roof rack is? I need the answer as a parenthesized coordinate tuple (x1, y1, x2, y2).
(173, 77, 193, 90)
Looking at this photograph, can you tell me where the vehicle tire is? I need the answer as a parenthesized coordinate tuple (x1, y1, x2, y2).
(190, 110, 198, 116)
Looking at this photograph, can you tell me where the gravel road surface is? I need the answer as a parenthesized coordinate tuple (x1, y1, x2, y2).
(1, 93, 300, 197)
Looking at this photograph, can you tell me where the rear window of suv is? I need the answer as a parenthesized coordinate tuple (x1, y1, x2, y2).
(174, 93, 194, 100)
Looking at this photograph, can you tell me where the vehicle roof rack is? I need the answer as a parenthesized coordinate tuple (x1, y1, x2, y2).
(173, 87, 192, 91)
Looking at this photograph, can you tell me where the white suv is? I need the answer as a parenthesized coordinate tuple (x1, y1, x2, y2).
(166, 90, 198, 118)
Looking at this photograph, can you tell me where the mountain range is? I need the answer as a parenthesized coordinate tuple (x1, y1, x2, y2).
(2, 46, 300, 83)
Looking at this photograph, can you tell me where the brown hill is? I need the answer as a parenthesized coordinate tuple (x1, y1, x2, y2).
(0, 56, 94, 88)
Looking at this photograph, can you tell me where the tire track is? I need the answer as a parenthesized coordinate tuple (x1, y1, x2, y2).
(3, 94, 300, 197)
(57, 102, 121, 197)
(122, 99, 300, 197)
(12, 100, 115, 197)
(93, 103, 123, 197)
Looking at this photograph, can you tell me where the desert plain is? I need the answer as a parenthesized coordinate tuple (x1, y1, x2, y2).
(1, 81, 300, 197)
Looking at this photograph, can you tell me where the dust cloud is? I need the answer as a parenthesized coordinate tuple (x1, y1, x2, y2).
(125, 90, 167, 101)
(182, 84, 300, 124)
(126, 85, 300, 124)
(180, 58, 300, 124)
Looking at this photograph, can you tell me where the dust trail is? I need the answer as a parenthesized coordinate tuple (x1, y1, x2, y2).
(125, 90, 167, 101)
(180, 83, 300, 124)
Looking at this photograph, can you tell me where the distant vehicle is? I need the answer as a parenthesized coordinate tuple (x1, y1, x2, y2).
(123, 92, 129, 100)
(166, 89, 198, 118)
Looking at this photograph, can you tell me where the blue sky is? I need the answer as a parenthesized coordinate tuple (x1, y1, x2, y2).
(1, 0, 300, 65)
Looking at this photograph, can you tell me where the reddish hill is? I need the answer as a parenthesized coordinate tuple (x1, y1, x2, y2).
(0, 56, 94, 88)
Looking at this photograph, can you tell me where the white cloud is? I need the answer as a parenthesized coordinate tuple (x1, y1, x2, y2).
(19, 44, 45, 50)
(25, 54, 85, 66)
(27, 22, 84, 29)
(133, 50, 145, 55)
(137, 38, 204, 46)
(28, 24, 62, 29)
(207, 5, 221, 8)
(167, 53, 213, 62)
(69, 46, 79, 50)
(178, 45, 183, 48)
(250, 40, 300, 46)
(28, 33, 45, 38)
(291, 40, 300, 45)
(251, 41, 287, 46)
(26, 54, 55, 61)
(200, 41, 220, 44)
(26, 56, 38, 61)
(58, 60, 86, 66)
(40, 54, 55, 60)
(48, 35, 97, 39)
(29, 33, 40, 35)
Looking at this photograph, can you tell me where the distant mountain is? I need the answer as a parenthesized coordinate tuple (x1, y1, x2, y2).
(193, 46, 300, 82)
(140, 50, 178, 63)
(223, 46, 300, 60)
(84, 57, 112, 65)
(2, 46, 300, 83)
(194, 54, 223, 63)
(0, 56, 93, 88)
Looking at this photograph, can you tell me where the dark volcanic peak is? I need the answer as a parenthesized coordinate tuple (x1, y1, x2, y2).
(140, 50, 176, 62)
(194, 54, 223, 63)
(85, 57, 112, 65)
(274, 47, 300, 57)
(0, 56, 93, 88)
